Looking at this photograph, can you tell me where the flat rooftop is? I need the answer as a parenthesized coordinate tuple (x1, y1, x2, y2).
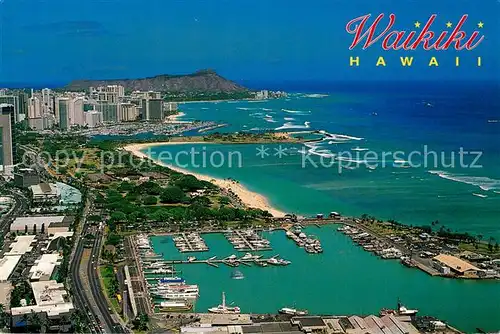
(11, 280, 74, 317)
(29, 254, 62, 281)
(434, 254, 480, 273)
(11, 216, 66, 230)
(0, 255, 22, 282)
(0, 283, 13, 310)
(5, 235, 36, 256)
(31, 183, 59, 196)
(199, 314, 253, 326)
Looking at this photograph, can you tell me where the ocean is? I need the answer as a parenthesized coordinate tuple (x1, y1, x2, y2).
(144, 81, 500, 332)
(148, 81, 500, 238)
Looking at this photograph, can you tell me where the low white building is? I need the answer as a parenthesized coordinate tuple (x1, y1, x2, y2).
(29, 254, 62, 281)
(0, 255, 22, 282)
(30, 183, 61, 205)
(5, 235, 36, 256)
(10, 280, 74, 331)
(10, 216, 70, 235)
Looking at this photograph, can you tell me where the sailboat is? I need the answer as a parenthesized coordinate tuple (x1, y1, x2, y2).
(208, 292, 241, 314)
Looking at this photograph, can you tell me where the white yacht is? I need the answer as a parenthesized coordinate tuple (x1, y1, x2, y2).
(208, 292, 241, 314)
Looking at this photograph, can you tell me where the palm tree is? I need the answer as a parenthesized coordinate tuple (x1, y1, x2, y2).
(0, 304, 9, 329)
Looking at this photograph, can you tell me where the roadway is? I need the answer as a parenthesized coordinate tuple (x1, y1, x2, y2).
(69, 197, 125, 333)
(87, 224, 126, 333)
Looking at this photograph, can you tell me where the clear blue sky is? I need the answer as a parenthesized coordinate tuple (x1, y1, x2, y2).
(0, 0, 498, 85)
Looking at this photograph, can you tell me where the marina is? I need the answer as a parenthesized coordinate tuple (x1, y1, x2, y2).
(146, 226, 500, 333)
(173, 233, 209, 252)
(225, 229, 272, 251)
(153, 253, 291, 268)
(286, 224, 323, 254)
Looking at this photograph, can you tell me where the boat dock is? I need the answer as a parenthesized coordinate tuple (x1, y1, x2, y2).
(225, 229, 272, 251)
(159, 254, 290, 268)
(286, 225, 323, 254)
(173, 233, 209, 252)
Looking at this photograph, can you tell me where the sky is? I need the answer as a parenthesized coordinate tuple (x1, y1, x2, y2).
(0, 0, 498, 85)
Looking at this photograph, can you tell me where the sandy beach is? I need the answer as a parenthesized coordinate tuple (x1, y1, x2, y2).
(123, 142, 285, 217)
(165, 112, 188, 122)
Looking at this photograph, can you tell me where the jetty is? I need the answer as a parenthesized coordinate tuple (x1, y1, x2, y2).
(173, 233, 209, 252)
(159, 254, 290, 268)
(225, 229, 272, 251)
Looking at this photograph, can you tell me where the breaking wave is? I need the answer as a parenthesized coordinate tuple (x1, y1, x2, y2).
(428, 171, 500, 191)
(282, 109, 311, 115)
(275, 121, 311, 131)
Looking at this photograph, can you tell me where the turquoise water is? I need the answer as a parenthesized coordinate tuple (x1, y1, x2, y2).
(151, 227, 500, 333)
(144, 84, 500, 332)
(167, 84, 500, 238)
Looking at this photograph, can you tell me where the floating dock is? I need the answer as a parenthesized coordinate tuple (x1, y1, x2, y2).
(159, 254, 290, 268)
(225, 230, 272, 251)
(173, 233, 209, 252)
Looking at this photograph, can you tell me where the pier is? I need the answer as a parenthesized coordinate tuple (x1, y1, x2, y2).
(158, 254, 290, 268)
(225, 229, 272, 252)
(173, 233, 209, 252)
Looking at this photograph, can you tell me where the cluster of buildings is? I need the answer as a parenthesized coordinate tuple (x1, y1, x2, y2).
(0, 86, 178, 133)
(0, 215, 75, 331)
(179, 313, 455, 334)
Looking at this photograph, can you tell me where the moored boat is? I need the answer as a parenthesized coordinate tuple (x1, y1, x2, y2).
(208, 292, 240, 314)
(279, 307, 308, 316)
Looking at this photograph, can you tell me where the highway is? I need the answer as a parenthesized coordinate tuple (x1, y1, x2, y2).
(69, 197, 125, 333)
(87, 226, 125, 333)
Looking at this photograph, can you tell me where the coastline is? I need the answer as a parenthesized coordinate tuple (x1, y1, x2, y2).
(123, 142, 286, 217)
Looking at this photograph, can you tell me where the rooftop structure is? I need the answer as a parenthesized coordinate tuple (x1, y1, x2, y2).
(184, 315, 423, 334)
(0, 255, 22, 282)
(30, 183, 61, 205)
(433, 254, 480, 275)
(0, 283, 13, 310)
(11, 280, 74, 331)
(5, 235, 36, 256)
(10, 216, 67, 234)
(29, 253, 62, 281)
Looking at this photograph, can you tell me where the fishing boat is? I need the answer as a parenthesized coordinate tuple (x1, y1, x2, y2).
(208, 292, 240, 314)
(158, 301, 192, 312)
(279, 307, 308, 316)
(154, 291, 199, 300)
(255, 260, 268, 267)
(231, 270, 245, 280)
(158, 277, 185, 284)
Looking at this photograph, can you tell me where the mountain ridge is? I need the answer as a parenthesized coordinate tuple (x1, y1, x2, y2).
(64, 69, 249, 92)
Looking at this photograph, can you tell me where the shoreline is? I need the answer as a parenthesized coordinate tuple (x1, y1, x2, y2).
(123, 142, 286, 217)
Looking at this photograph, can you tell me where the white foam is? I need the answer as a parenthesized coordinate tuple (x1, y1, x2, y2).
(303, 93, 329, 98)
(201, 107, 209, 110)
(321, 131, 364, 141)
(352, 147, 369, 151)
(262, 108, 273, 111)
(237, 107, 258, 111)
(284, 117, 295, 121)
(275, 121, 311, 131)
(473, 193, 488, 198)
(282, 109, 311, 114)
(265, 119, 277, 123)
(428, 171, 500, 191)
